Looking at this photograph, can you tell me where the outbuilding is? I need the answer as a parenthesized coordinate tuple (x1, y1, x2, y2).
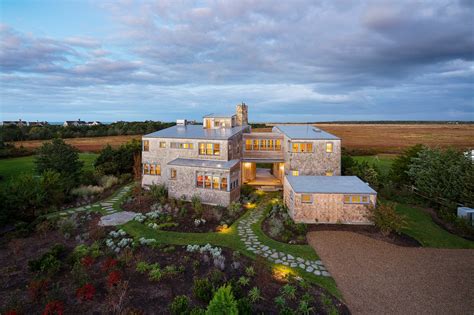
(283, 176, 377, 224)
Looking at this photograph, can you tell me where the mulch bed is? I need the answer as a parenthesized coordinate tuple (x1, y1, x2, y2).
(261, 216, 308, 245)
(308, 224, 421, 247)
(122, 194, 245, 233)
(0, 214, 350, 314)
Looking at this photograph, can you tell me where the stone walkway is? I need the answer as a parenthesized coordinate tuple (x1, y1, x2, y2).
(237, 208, 331, 277)
(52, 184, 132, 218)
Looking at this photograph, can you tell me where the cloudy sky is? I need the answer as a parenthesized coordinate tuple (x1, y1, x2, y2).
(1, 0, 473, 122)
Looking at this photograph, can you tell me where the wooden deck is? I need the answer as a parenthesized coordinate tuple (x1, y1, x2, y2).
(246, 168, 282, 186)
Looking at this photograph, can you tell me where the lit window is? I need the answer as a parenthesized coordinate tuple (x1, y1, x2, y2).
(204, 175, 211, 188)
(275, 139, 281, 150)
(199, 143, 206, 155)
(143, 163, 150, 175)
(143, 140, 149, 151)
(170, 168, 177, 179)
(260, 139, 267, 151)
(253, 139, 259, 150)
(301, 194, 312, 203)
(292, 170, 299, 176)
(326, 142, 333, 153)
(150, 164, 156, 175)
(352, 195, 361, 203)
(268, 139, 274, 150)
(221, 177, 228, 190)
(159, 142, 166, 148)
(306, 143, 313, 152)
(344, 195, 351, 203)
(156, 164, 161, 175)
(196, 173, 204, 187)
(325, 171, 333, 176)
(292, 143, 299, 153)
(245, 139, 252, 151)
(213, 176, 220, 189)
(362, 196, 369, 203)
(214, 143, 220, 155)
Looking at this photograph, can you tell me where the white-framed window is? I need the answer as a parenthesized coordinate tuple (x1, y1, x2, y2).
(170, 142, 194, 149)
(291, 142, 313, 153)
(143, 163, 160, 175)
(326, 142, 333, 153)
(301, 194, 312, 204)
(195, 172, 229, 191)
(344, 195, 370, 204)
(198, 143, 220, 156)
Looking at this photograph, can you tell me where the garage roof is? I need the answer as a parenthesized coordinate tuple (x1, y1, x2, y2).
(286, 176, 377, 194)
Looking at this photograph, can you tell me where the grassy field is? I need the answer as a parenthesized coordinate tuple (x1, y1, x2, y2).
(258, 123, 474, 154)
(0, 153, 98, 183)
(13, 135, 139, 152)
(353, 155, 396, 175)
(396, 204, 474, 248)
(12, 124, 474, 154)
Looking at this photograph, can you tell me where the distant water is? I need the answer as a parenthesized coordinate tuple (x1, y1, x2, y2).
(48, 122, 113, 125)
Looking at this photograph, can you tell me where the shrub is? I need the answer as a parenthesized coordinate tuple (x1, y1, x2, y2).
(368, 202, 407, 236)
(237, 276, 250, 287)
(193, 278, 214, 303)
(76, 283, 96, 301)
(107, 271, 122, 287)
(170, 295, 190, 315)
(244, 266, 255, 277)
(191, 195, 204, 217)
(28, 244, 65, 275)
(135, 261, 151, 273)
(71, 261, 90, 286)
(42, 300, 64, 315)
(206, 284, 238, 315)
(149, 268, 163, 281)
(101, 257, 118, 272)
(227, 202, 241, 217)
(237, 297, 253, 315)
(149, 184, 168, 203)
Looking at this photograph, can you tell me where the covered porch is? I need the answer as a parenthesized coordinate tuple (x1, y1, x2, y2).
(241, 161, 284, 187)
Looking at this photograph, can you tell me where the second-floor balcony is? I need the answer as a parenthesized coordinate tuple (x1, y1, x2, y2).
(242, 132, 284, 162)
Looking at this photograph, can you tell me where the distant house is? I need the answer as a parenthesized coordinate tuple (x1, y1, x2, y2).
(29, 121, 49, 127)
(63, 119, 87, 127)
(2, 119, 27, 127)
(87, 121, 102, 126)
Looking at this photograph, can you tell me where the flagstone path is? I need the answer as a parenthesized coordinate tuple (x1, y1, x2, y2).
(48, 184, 133, 218)
(237, 207, 331, 277)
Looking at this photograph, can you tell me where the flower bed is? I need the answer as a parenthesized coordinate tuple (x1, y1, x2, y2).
(262, 202, 309, 244)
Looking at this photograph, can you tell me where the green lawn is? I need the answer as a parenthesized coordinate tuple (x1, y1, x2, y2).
(353, 155, 396, 175)
(396, 203, 474, 249)
(0, 153, 98, 183)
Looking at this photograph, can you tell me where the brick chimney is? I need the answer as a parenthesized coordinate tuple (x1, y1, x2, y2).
(236, 102, 248, 126)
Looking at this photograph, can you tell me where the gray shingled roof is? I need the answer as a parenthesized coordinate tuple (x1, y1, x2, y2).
(144, 125, 246, 140)
(286, 176, 376, 194)
(167, 158, 239, 170)
(203, 113, 236, 118)
(273, 125, 339, 140)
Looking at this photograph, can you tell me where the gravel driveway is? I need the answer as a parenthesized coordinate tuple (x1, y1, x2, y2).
(307, 231, 474, 315)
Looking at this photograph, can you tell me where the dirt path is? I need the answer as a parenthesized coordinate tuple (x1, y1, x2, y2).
(307, 231, 474, 315)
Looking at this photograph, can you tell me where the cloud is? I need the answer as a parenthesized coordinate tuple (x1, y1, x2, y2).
(1, 1, 473, 121)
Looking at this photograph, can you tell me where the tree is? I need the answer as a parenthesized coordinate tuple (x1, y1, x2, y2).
(341, 152, 356, 175)
(206, 284, 238, 315)
(35, 138, 83, 190)
(407, 147, 472, 205)
(95, 140, 141, 175)
(390, 144, 425, 186)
